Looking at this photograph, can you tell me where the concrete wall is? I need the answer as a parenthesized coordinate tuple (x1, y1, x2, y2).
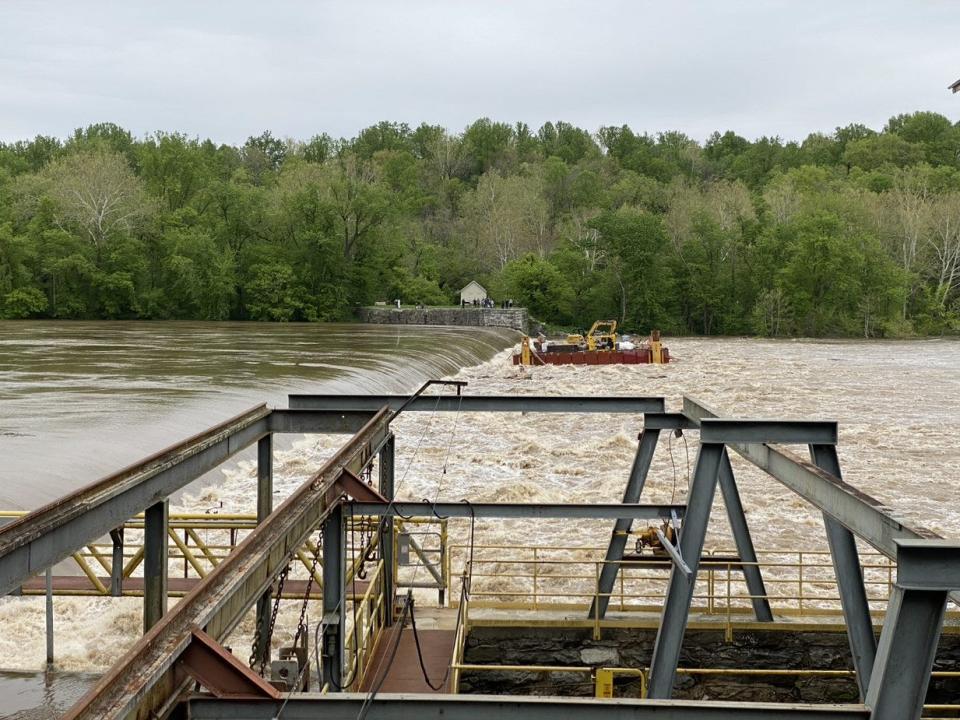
(357, 306, 529, 333)
(461, 626, 960, 702)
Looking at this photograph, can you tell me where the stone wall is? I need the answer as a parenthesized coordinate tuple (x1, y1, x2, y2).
(356, 306, 529, 333)
(460, 626, 960, 703)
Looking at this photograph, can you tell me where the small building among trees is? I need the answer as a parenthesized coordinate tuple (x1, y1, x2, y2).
(459, 281, 488, 304)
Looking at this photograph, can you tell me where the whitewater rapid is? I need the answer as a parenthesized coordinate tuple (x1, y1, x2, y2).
(2, 336, 958, 673)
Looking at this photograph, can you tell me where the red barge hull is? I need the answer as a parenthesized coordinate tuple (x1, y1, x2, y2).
(512, 347, 670, 366)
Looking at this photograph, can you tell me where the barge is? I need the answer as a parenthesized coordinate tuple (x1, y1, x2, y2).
(513, 324, 670, 365)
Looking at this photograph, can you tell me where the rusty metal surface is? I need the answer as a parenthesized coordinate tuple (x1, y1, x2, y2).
(62, 407, 393, 720)
(178, 628, 280, 700)
(336, 468, 389, 503)
(0, 405, 272, 595)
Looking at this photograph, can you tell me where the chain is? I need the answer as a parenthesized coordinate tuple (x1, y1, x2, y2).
(293, 531, 323, 648)
(250, 564, 290, 674)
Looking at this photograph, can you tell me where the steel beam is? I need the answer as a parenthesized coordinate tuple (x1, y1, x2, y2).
(62, 408, 393, 720)
(350, 502, 686, 520)
(0, 405, 272, 596)
(865, 539, 960, 719)
(682, 397, 944, 560)
(45, 568, 53, 664)
(379, 434, 396, 626)
(143, 499, 168, 633)
(895, 539, 960, 590)
(699, 419, 838, 445)
(864, 586, 946, 720)
(718, 449, 772, 622)
(321, 506, 345, 691)
(183, 694, 870, 720)
(647, 443, 724, 698)
(642, 413, 699, 431)
(253, 434, 273, 672)
(289, 394, 666, 414)
(811, 444, 875, 698)
(590, 429, 661, 619)
(268, 409, 378, 435)
(109, 528, 124, 597)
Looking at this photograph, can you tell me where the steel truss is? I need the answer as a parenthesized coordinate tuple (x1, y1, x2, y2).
(0, 391, 956, 720)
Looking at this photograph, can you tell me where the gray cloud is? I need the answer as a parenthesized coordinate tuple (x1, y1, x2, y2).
(1, 0, 957, 144)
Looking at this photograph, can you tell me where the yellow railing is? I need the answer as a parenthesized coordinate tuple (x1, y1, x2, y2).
(343, 559, 387, 690)
(4, 511, 365, 596)
(447, 543, 908, 623)
(448, 567, 471, 694)
(450, 661, 960, 715)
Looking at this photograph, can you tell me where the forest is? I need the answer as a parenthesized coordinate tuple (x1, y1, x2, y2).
(1, 112, 959, 336)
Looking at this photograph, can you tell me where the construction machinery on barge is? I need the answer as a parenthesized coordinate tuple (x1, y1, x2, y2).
(514, 322, 669, 365)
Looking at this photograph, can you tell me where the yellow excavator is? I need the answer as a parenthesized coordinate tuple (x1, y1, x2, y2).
(566, 320, 618, 351)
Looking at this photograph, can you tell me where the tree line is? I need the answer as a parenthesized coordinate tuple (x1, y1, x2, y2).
(1, 113, 959, 336)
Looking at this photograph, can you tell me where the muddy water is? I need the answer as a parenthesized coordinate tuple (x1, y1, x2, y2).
(1, 333, 959, 715)
(0, 321, 517, 509)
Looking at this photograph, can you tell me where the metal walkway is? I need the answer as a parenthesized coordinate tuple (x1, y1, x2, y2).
(361, 623, 457, 694)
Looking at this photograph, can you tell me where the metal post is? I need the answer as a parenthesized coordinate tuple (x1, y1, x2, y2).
(590, 429, 660, 619)
(647, 442, 724, 698)
(718, 449, 772, 622)
(321, 506, 345, 691)
(143, 499, 169, 633)
(253, 434, 273, 670)
(811, 444, 876, 697)
(45, 567, 53, 664)
(379, 434, 395, 626)
(109, 528, 124, 597)
(865, 586, 946, 720)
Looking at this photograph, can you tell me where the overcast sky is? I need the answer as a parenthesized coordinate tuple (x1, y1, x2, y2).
(1, 1, 958, 146)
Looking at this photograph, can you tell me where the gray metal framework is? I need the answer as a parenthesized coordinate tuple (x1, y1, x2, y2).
(350, 501, 687, 520)
(183, 695, 870, 719)
(0, 390, 956, 720)
(289, 394, 667, 414)
(62, 408, 394, 720)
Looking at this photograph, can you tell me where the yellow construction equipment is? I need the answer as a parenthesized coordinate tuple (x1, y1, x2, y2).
(567, 320, 618, 351)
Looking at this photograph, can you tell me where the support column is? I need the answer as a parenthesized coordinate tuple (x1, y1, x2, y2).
(321, 506, 345, 691)
(590, 429, 660, 619)
(253, 434, 273, 671)
(811, 443, 876, 697)
(143, 499, 169, 633)
(378, 434, 396, 626)
(865, 586, 946, 720)
(647, 442, 723, 698)
(109, 528, 124, 597)
(45, 567, 53, 665)
(718, 449, 772, 622)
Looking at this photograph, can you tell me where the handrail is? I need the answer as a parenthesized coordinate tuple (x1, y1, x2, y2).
(445, 543, 917, 623)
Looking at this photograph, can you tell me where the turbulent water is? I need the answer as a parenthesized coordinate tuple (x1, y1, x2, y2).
(0, 321, 517, 509)
(2, 328, 960, 716)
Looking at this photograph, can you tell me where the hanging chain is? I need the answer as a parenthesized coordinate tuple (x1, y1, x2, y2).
(293, 530, 323, 648)
(250, 563, 290, 674)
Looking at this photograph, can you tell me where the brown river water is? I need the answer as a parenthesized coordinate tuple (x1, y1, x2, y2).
(1, 325, 959, 716)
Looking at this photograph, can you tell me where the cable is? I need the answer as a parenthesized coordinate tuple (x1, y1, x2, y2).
(407, 499, 476, 692)
(667, 432, 678, 505)
(355, 594, 413, 720)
